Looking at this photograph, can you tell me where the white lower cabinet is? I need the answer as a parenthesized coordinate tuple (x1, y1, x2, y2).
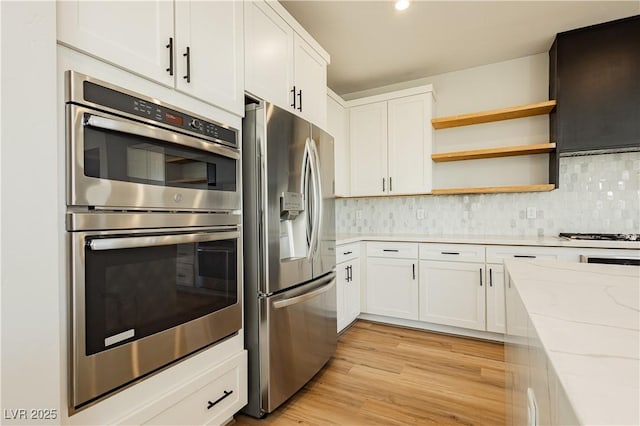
(486, 264, 506, 333)
(419, 260, 486, 331)
(142, 351, 247, 426)
(336, 243, 361, 332)
(365, 243, 419, 320)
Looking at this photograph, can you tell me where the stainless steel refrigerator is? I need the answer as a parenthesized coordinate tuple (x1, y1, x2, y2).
(242, 101, 337, 417)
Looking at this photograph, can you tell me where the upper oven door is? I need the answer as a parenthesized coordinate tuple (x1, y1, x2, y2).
(67, 104, 241, 211)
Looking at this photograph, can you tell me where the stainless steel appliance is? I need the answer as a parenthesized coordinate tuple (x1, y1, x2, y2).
(242, 101, 336, 417)
(65, 72, 243, 410)
(559, 232, 640, 241)
(559, 233, 640, 265)
(66, 71, 240, 212)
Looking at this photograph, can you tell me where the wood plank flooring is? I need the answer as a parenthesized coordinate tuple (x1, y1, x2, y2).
(234, 320, 505, 425)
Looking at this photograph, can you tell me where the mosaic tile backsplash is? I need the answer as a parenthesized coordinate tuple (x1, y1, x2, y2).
(336, 152, 640, 237)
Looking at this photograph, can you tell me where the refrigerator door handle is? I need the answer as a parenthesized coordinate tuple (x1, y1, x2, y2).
(305, 138, 320, 259)
(308, 138, 323, 259)
(272, 273, 336, 309)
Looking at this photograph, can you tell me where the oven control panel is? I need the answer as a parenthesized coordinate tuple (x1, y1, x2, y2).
(82, 81, 237, 147)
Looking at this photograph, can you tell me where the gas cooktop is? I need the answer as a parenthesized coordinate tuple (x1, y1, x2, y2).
(559, 233, 640, 241)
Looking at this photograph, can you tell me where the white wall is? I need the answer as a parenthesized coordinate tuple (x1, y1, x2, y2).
(1, 2, 61, 423)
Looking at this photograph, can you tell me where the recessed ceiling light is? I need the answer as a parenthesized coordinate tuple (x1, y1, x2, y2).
(395, 0, 410, 11)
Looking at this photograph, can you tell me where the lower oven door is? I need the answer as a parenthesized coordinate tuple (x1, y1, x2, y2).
(70, 224, 242, 409)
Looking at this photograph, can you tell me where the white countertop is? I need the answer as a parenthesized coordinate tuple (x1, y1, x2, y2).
(506, 260, 640, 425)
(336, 233, 640, 250)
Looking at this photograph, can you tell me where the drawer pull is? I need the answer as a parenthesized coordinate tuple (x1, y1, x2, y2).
(207, 390, 233, 410)
(514, 255, 536, 258)
(343, 251, 353, 255)
(441, 251, 460, 255)
(383, 249, 399, 252)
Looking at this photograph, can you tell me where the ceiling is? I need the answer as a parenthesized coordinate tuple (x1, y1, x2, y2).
(280, 1, 639, 96)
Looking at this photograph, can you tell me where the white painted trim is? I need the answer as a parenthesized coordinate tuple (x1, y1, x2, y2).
(264, 0, 331, 64)
(345, 84, 435, 108)
(358, 313, 505, 343)
(327, 87, 348, 108)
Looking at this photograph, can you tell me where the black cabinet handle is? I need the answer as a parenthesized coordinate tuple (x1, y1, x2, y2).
(297, 89, 302, 111)
(412, 263, 415, 280)
(166, 37, 174, 76)
(383, 249, 399, 252)
(348, 265, 352, 282)
(514, 255, 536, 258)
(441, 251, 460, 255)
(345, 266, 349, 282)
(389, 177, 393, 192)
(291, 86, 296, 109)
(207, 390, 233, 410)
(382, 177, 385, 192)
(479, 268, 483, 286)
(343, 251, 352, 255)
(489, 268, 493, 287)
(183, 46, 191, 83)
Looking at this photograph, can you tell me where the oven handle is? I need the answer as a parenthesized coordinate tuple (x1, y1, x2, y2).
(272, 272, 336, 309)
(84, 113, 240, 160)
(89, 230, 239, 251)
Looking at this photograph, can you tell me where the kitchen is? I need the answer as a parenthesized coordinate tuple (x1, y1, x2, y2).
(1, 1, 639, 425)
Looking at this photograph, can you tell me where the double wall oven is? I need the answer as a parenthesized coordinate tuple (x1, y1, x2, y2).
(65, 71, 242, 410)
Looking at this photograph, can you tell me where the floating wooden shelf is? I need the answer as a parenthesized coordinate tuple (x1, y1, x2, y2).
(431, 143, 556, 162)
(431, 100, 557, 129)
(431, 184, 555, 195)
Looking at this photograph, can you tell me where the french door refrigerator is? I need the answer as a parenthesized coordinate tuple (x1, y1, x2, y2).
(242, 101, 337, 417)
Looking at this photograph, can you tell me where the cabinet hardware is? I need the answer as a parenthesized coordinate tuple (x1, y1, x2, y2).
(290, 86, 296, 109)
(479, 268, 483, 286)
(183, 46, 191, 83)
(382, 177, 386, 192)
(165, 37, 174, 76)
(441, 251, 460, 255)
(383, 249, 399, 252)
(343, 251, 352, 255)
(345, 266, 349, 282)
(389, 177, 393, 192)
(348, 265, 352, 282)
(297, 89, 303, 112)
(514, 255, 536, 258)
(489, 268, 493, 287)
(412, 263, 415, 280)
(207, 390, 233, 410)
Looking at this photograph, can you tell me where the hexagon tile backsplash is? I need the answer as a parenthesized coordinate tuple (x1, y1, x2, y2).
(336, 151, 640, 237)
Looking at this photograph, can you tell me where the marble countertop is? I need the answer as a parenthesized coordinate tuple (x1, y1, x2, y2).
(336, 233, 640, 250)
(505, 260, 640, 425)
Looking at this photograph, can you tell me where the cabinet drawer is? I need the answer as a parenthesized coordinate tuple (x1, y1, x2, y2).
(486, 245, 559, 264)
(144, 351, 247, 426)
(419, 243, 485, 263)
(366, 242, 418, 259)
(337, 243, 360, 264)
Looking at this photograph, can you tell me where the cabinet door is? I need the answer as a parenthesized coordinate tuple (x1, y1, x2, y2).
(365, 258, 418, 320)
(419, 260, 485, 331)
(486, 264, 505, 333)
(327, 95, 350, 196)
(336, 262, 349, 332)
(387, 93, 432, 194)
(175, 0, 244, 116)
(346, 260, 361, 325)
(244, 1, 293, 110)
(293, 34, 327, 127)
(349, 102, 388, 196)
(57, 1, 174, 86)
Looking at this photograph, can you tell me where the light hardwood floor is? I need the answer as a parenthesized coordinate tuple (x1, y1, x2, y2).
(234, 320, 505, 425)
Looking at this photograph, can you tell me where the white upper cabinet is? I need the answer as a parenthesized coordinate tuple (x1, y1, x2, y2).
(244, 0, 293, 109)
(57, 1, 174, 86)
(388, 94, 433, 194)
(293, 34, 327, 126)
(346, 87, 435, 197)
(174, 0, 244, 115)
(349, 102, 388, 196)
(244, 0, 329, 127)
(57, 0, 244, 116)
(327, 92, 350, 196)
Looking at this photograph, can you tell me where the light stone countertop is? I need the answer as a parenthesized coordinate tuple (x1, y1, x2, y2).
(336, 233, 640, 250)
(505, 260, 640, 425)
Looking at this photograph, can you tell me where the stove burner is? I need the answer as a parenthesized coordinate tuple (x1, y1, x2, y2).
(559, 233, 640, 241)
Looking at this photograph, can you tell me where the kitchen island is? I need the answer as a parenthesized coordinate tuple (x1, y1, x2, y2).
(504, 260, 639, 425)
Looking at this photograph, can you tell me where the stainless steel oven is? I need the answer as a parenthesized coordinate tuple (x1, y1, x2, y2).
(67, 212, 242, 409)
(66, 71, 240, 212)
